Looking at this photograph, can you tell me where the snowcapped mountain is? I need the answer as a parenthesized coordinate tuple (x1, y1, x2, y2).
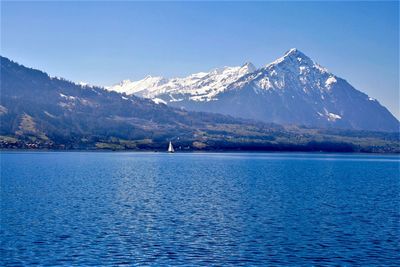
(107, 62, 256, 102)
(108, 49, 399, 132)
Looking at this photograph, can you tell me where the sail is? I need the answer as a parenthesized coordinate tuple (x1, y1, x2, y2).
(168, 141, 175, 153)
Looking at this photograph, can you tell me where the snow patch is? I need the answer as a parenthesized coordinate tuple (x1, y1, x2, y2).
(152, 98, 167, 105)
(59, 93, 76, 100)
(327, 112, 342, 121)
(299, 66, 307, 74)
(44, 111, 56, 118)
(257, 77, 273, 90)
(325, 76, 337, 88)
(314, 63, 328, 73)
(318, 110, 342, 121)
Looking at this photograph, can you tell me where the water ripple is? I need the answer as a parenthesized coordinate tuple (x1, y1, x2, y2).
(1, 152, 399, 266)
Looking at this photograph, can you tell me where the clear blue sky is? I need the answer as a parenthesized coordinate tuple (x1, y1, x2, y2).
(1, 1, 399, 118)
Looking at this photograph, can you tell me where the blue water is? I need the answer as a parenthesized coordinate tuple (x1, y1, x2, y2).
(1, 152, 399, 266)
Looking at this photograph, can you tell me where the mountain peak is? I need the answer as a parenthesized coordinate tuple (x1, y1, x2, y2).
(103, 50, 398, 132)
(268, 48, 311, 66)
(284, 48, 299, 55)
(283, 48, 304, 57)
(240, 62, 256, 73)
(265, 48, 330, 75)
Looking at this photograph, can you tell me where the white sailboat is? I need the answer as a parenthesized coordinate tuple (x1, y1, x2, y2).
(168, 141, 175, 153)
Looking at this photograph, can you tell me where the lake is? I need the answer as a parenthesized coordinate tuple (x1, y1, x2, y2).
(1, 152, 399, 266)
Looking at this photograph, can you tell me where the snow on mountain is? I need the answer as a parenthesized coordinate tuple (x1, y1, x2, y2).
(107, 49, 399, 131)
(108, 49, 337, 102)
(106, 76, 168, 95)
(107, 62, 257, 102)
(78, 81, 89, 87)
(232, 48, 335, 93)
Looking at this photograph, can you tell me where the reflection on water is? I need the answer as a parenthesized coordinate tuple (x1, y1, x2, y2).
(1, 152, 399, 265)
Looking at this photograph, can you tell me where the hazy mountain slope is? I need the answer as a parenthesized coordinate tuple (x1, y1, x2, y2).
(109, 49, 399, 132)
(0, 56, 263, 145)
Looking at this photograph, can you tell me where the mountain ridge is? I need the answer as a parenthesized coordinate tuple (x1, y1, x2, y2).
(108, 49, 399, 132)
(0, 55, 399, 152)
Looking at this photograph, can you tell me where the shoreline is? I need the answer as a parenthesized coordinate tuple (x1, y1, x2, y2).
(1, 149, 399, 155)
